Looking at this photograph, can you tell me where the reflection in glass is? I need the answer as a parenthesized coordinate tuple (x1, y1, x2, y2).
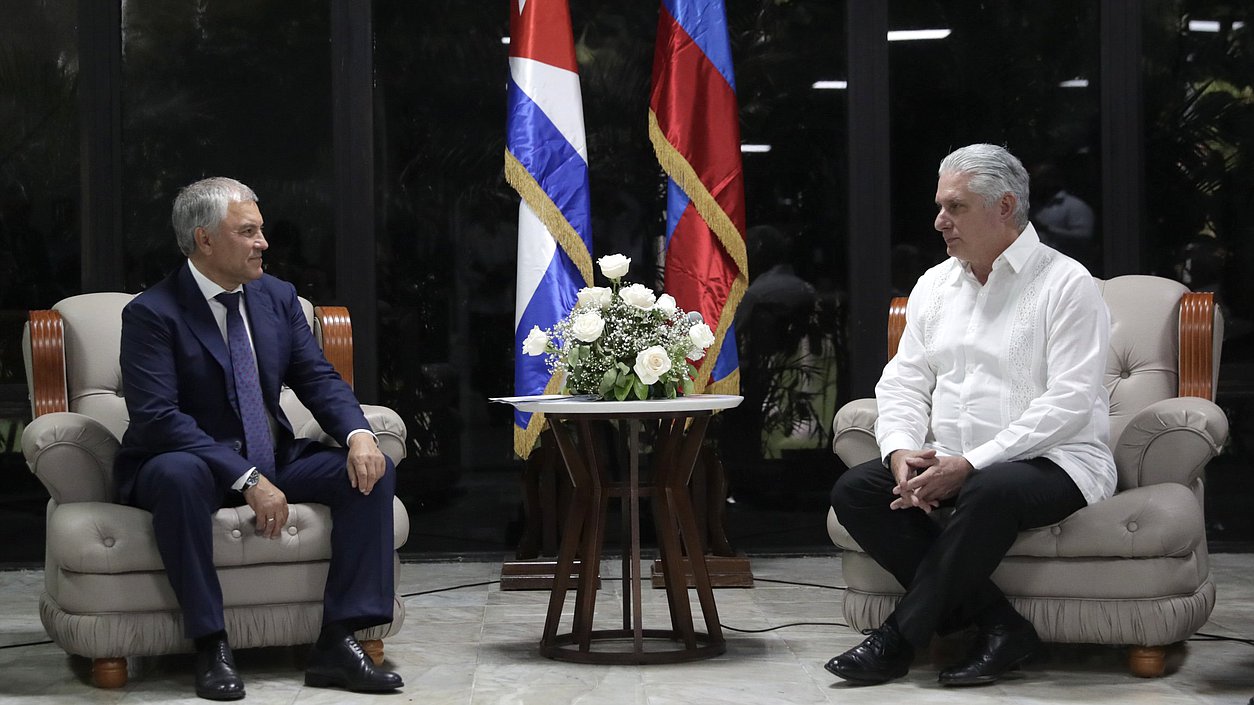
(120, 0, 334, 300)
(889, 0, 1102, 279)
(375, 1, 847, 554)
(1145, 3, 1254, 545)
(0, 1, 81, 366)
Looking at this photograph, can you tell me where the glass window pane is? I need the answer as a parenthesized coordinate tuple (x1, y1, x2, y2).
(0, 1, 80, 567)
(121, 0, 334, 300)
(1144, 2, 1254, 544)
(375, 1, 848, 555)
(889, 1, 1102, 280)
(718, 0, 848, 552)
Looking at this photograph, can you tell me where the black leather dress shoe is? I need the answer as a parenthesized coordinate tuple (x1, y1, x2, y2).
(824, 623, 913, 685)
(938, 619, 1041, 686)
(194, 634, 245, 701)
(305, 635, 404, 692)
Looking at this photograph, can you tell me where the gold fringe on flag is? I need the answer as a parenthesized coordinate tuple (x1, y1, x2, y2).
(504, 149, 594, 286)
(648, 109, 749, 395)
(505, 149, 591, 458)
(512, 374, 565, 460)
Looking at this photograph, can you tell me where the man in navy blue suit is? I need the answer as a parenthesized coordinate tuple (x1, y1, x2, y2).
(116, 177, 403, 700)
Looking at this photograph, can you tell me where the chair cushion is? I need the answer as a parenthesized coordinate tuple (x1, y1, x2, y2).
(46, 497, 409, 576)
(828, 482, 1203, 561)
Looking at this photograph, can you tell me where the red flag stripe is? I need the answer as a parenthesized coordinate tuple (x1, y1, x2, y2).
(650, 5, 746, 238)
(509, 0, 579, 72)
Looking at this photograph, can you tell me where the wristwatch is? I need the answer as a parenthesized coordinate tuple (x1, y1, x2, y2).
(240, 469, 261, 493)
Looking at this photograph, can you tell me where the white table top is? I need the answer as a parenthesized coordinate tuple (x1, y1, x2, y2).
(499, 394, 743, 415)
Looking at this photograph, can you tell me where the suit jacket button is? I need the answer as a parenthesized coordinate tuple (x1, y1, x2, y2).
(232, 441, 242, 451)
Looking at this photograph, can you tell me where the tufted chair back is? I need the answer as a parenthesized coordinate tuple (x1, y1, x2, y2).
(1098, 275, 1222, 448)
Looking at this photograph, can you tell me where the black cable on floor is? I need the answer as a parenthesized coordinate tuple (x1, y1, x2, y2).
(721, 621, 848, 633)
(1189, 631, 1254, 646)
(754, 577, 847, 590)
(0, 639, 53, 650)
(400, 579, 500, 598)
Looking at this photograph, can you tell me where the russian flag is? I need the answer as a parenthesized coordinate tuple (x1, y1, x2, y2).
(649, 0, 748, 396)
(506, 0, 593, 458)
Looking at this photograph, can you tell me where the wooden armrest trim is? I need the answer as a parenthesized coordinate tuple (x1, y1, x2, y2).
(887, 297, 909, 360)
(1178, 291, 1215, 401)
(29, 310, 69, 417)
(314, 305, 354, 389)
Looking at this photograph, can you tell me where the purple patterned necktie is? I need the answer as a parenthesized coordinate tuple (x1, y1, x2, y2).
(215, 292, 275, 476)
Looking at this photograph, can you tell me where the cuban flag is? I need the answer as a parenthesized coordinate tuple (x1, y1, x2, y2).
(649, 0, 747, 396)
(506, 0, 593, 459)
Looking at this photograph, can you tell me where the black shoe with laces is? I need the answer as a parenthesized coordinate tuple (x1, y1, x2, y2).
(194, 633, 245, 701)
(304, 634, 404, 692)
(824, 622, 914, 685)
(937, 618, 1041, 686)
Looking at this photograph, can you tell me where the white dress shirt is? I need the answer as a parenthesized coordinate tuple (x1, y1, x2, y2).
(874, 224, 1117, 506)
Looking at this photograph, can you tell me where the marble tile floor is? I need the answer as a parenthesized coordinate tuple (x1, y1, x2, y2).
(2, 553, 1254, 704)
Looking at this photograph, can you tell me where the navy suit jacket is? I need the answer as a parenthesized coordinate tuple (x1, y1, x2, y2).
(115, 262, 369, 502)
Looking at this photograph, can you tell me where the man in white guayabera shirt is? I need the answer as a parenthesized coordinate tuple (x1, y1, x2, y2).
(825, 144, 1117, 687)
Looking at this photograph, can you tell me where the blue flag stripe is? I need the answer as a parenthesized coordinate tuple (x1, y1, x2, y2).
(513, 247, 582, 429)
(664, 178, 689, 248)
(660, 0, 737, 92)
(507, 81, 593, 246)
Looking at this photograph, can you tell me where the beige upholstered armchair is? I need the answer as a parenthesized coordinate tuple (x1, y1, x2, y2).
(828, 275, 1227, 677)
(20, 293, 410, 688)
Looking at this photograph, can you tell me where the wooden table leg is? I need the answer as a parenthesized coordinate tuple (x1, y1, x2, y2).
(652, 419, 698, 647)
(677, 417, 724, 643)
(541, 420, 594, 651)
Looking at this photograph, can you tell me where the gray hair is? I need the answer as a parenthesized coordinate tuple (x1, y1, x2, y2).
(171, 177, 258, 256)
(938, 144, 1030, 230)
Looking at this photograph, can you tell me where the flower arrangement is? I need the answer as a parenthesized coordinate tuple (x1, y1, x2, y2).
(522, 254, 716, 401)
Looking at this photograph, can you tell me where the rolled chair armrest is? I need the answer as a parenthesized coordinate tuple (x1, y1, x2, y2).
(360, 404, 408, 464)
(21, 412, 120, 504)
(832, 398, 880, 468)
(293, 404, 408, 466)
(1114, 396, 1228, 490)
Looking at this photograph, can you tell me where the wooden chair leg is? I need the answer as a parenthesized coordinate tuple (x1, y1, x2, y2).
(1128, 645, 1165, 677)
(91, 657, 127, 688)
(360, 639, 384, 666)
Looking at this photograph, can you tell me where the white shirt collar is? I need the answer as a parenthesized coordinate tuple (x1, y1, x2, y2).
(946, 222, 1042, 286)
(188, 259, 243, 302)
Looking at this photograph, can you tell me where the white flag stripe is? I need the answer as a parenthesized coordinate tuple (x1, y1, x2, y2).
(509, 56, 588, 162)
(514, 202, 558, 329)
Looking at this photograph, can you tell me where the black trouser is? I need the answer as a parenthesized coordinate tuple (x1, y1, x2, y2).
(830, 456, 1086, 650)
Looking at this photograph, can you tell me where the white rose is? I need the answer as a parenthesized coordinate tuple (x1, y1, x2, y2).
(570, 311, 605, 343)
(687, 323, 715, 360)
(522, 326, 549, 356)
(655, 293, 677, 316)
(598, 253, 631, 279)
(619, 283, 656, 310)
(633, 346, 673, 385)
(576, 286, 612, 309)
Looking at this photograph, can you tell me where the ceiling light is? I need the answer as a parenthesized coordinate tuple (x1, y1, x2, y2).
(887, 29, 951, 41)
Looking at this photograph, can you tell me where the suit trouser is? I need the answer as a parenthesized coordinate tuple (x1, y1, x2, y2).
(830, 456, 1085, 650)
(132, 445, 397, 639)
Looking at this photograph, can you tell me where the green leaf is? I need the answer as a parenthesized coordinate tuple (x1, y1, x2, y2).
(598, 367, 617, 396)
(613, 382, 631, 401)
(633, 378, 649, 400)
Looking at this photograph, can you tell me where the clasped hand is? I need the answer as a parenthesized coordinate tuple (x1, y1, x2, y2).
(889, 449, 974, 513)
